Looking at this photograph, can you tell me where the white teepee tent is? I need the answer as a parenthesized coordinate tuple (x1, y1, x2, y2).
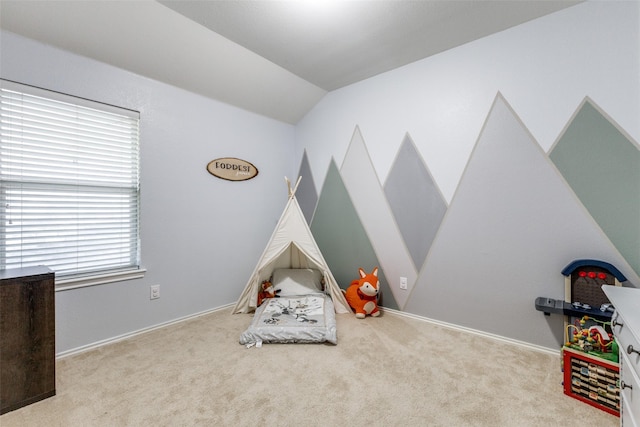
(232, 177, 351, 314)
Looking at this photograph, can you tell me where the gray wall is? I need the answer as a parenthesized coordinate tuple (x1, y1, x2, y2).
(1, 31, 296, 354)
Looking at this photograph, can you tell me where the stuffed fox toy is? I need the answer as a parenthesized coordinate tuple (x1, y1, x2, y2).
(345, 267, 380, 319)
(257, 280, 280, 306)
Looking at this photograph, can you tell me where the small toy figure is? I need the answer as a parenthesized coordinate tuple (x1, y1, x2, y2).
(345, 267, 380, 319)
(257, 280, 280, 306)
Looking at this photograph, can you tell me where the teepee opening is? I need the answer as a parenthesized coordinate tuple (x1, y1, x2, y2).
(232, 177, 350, 314)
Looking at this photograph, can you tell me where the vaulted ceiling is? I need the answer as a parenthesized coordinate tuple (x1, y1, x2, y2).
(0, 0, 580, 124)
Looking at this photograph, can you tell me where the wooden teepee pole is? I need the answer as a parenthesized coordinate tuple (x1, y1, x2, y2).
(285, 176, 302, 198)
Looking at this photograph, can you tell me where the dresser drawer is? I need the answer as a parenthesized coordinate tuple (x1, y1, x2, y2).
(613, 308, 640, 427)
(603, 287, 640, 426)
(612, 311, 640, 373)
(620, 349, 640, 426)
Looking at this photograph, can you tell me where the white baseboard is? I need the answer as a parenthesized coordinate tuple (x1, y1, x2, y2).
(56, 303, 235, 359)
(381, 307, 560, 356)
(57, 303, 559, 359)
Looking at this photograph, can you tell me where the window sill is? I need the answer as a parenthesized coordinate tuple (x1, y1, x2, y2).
(55, 268, 147, 292)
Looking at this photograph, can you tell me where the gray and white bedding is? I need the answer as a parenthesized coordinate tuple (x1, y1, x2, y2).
(239, 293, 337, 345)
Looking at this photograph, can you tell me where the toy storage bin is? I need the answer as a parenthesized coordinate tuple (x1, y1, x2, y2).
(562, 347, 620, 416)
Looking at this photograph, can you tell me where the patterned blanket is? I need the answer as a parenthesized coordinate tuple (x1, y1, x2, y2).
(239, 294, 337, 345)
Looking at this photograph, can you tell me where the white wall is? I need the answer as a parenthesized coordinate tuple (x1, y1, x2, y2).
(296, 1, 639, 203)
(1, 0, 637, 354)
(1, 31, 296, 354)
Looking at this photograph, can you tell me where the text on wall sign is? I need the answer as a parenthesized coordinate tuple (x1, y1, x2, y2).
(207, 157, 259, 181)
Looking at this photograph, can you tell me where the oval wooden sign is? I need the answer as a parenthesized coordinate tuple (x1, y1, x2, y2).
(207, 157, 259, 181)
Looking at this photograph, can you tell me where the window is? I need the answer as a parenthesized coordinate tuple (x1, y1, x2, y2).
(0, 80, 142, 287)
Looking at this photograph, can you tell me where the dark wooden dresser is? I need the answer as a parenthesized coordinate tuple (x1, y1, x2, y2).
(0, 266, 55, 414)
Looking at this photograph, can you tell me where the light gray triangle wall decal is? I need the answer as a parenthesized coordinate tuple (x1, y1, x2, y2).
(384, 134, 447, 271)
(550, 99, 640, 276)
(296, 150, 318, 225)
(404, 94, 636, 350)
(340, 126, 417, 309)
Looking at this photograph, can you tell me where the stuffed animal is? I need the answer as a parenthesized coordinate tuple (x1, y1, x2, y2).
(345, 267, 380, 319)
(257, 280, 280, 306)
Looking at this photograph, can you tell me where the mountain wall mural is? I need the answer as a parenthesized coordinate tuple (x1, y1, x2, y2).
(295, 151, 318, 225)
(309, 159, 397, 310)
(300, 93, 637, 348)
(384, 135, 447, 273)
(404, 95, 636, 349)
(340, 127, 417, 309)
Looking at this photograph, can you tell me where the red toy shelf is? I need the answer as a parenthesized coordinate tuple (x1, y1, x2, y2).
(562, 347, 620, 417)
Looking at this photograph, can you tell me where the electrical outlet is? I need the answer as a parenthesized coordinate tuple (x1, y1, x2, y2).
(400, 277, 408, 290)
(150, 285, 160, 300)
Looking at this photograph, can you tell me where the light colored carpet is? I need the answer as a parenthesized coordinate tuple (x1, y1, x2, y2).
(1, 307, 618, 426)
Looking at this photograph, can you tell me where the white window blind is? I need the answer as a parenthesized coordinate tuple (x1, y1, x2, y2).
(0, 80, 140, 280)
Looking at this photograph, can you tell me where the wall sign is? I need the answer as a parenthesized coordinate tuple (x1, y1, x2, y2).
(207, 157, 259, 182)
